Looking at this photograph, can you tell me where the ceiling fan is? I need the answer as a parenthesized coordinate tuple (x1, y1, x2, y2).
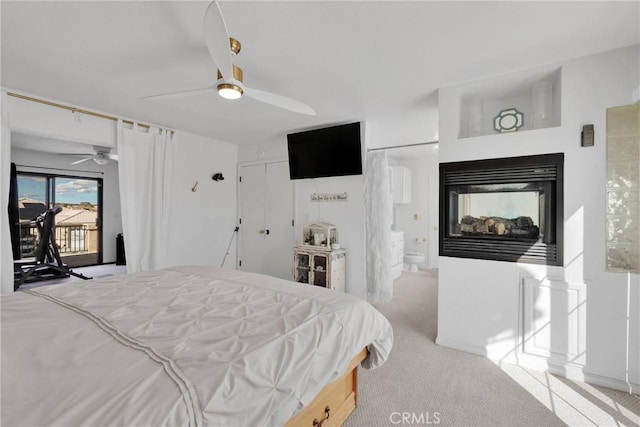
(63, 146, 118, 165)
(142, 1, 315, 116)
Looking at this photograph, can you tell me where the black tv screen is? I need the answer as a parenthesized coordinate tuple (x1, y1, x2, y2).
(287, 122, 362, 180)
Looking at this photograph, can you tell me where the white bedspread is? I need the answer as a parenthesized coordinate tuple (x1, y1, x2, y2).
(1, 266, 393, 427)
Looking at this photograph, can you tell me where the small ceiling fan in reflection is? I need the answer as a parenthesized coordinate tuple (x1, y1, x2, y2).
(63, 146, 118, 165)
(141, 1, 315, 116)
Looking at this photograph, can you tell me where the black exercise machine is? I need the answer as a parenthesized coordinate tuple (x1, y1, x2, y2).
(14, 206, 92, 290)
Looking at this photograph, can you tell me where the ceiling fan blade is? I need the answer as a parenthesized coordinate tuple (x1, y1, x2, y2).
(244, 86, 316, 116)
(58, 153, 94, 157)
(141, 86, 215, 101)
(71, 157, 92, 165)
(203, 1, 233, 80)
(108, 153, 119, 161)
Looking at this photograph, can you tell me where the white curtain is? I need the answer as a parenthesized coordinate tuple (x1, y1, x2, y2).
(117, 120, 176, 274)
(1, 91, 13, 293)
(364, 150, 393, 303)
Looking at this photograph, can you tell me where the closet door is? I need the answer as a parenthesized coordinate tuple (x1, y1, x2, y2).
(238, 161, 294, 280)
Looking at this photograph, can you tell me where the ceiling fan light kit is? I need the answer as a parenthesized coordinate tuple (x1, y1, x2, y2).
(217, 65, 244, 99)
(218, 85, 243, 99)
(142, 1, 315, 116)
(93, 155, 110, 166)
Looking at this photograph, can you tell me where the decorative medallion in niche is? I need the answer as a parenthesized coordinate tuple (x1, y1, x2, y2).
(494, 108, 524, 133)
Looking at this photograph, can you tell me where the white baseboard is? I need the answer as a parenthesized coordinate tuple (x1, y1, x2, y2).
(435, 335, 638, 395)
(584, 372, 640, 395)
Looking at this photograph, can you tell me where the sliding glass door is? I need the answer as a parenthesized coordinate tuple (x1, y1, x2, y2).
(16, 172, 103, 267)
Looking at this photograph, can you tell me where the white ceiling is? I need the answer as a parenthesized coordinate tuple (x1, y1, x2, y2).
(2, 1, 639, 148)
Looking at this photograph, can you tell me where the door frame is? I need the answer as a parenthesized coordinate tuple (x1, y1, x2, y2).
(236, 157, 295, 272)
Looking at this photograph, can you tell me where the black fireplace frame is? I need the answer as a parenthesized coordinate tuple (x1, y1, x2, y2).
(439, 153, 564, 266)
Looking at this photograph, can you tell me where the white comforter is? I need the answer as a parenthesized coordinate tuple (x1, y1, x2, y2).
(1, 266, 393, 427)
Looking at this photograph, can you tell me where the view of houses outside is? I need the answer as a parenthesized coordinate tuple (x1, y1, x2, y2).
(17, 174, 99, 266)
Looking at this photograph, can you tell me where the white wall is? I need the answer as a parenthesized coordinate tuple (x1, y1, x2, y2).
(293, 175, 366, 298)
(10, 147, 122, 263)
(366, 106, 439, 150)
(437, 45, 640, 392)
(166, 131, 238, 268)
(238, 140, 287, 163)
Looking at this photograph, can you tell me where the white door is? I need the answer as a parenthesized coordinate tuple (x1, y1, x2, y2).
(239, 161, 294, 280)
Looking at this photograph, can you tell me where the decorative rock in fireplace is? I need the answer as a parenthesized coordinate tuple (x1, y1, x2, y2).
(439, 153, 564, 265)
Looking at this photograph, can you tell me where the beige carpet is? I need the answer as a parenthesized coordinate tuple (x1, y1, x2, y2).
(345, 269, 640, 427)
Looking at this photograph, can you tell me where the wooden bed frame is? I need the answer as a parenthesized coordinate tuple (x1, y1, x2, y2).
(285, 347, 368, 427)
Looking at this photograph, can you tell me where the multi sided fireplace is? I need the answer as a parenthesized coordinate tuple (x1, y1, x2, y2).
(440, 153, 563, 265)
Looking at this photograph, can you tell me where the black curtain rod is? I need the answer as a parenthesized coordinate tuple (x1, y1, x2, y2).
(367, 140, 439, 151)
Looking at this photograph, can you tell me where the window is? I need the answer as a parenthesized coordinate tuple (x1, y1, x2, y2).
(16, 172, 103, 267)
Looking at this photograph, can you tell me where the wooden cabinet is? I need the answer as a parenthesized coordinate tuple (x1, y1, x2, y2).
(293, 246, 346, 292)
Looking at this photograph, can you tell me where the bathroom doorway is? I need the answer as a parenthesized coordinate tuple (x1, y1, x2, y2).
(385, 142, 439, 273)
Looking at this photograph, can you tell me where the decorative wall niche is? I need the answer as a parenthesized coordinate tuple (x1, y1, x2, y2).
(459, 67, 562, 139)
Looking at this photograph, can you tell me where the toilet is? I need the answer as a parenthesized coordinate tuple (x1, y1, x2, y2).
(404, 252, 425, 272)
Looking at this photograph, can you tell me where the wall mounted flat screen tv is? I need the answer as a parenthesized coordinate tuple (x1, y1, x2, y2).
(287, 122, 362, 180)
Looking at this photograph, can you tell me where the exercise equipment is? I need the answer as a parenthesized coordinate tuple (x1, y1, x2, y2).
(14, 206, 92, 290)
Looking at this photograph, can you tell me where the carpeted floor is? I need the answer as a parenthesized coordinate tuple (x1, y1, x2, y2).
(345, 269, 640, 427)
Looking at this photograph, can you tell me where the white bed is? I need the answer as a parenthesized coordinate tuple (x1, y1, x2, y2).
(1, 265, 393, 426)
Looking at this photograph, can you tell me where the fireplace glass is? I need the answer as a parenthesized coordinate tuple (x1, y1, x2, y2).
(440, 153, 563, 265)
(447, 182, 554, 243)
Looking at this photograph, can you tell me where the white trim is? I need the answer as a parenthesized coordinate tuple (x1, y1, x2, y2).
(236, 162, 244, 270)
(583, 372, 640, 395)
(518, 276, 588, 367)
(436, 335, 638, 394)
